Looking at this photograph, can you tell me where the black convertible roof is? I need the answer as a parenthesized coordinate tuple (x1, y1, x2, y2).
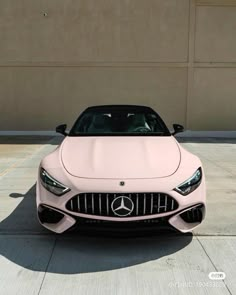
(85, 105, 155, 112)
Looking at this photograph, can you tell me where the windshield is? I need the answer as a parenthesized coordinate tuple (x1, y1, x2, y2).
(69, 106, 170, 136)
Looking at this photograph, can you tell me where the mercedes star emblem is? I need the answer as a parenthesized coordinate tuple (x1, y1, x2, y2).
(111, 196, 134, 217)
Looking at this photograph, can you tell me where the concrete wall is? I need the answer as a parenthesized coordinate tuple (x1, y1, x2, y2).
(0, 0, 236, 131)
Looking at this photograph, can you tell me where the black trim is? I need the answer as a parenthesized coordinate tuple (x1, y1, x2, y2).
(38, 203, 204, 234)
(38, 205, 64, 224)
(85, 105, 154, 111)
(180, 204, 204, 223)
(71, 216, 177, 235)
(68, 133, 171, 137)
(39, 203, 204, 221)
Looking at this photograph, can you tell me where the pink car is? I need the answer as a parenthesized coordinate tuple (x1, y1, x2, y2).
(37, 105, 206, 233)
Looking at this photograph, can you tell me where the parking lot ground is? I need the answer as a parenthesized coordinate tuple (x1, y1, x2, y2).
(0, 136, 235, 295)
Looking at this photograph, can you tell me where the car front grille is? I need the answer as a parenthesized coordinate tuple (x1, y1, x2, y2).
(66, 193, 178, 217)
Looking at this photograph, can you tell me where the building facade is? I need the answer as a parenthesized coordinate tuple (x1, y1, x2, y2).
(0, 0, 236, 131)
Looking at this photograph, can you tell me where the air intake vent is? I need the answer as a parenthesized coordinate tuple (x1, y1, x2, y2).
(180, 205, 203, 223)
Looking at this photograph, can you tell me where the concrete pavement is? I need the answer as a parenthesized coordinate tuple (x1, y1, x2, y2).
(0, 136, 235, 295)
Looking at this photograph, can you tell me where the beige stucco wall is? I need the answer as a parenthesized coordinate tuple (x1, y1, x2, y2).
(0, 0, 236, 131)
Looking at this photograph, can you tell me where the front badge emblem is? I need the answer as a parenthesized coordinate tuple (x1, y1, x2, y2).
(111, 196, 134, 217)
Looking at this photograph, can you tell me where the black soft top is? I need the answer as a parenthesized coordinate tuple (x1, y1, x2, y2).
(85, 105, 155, 113)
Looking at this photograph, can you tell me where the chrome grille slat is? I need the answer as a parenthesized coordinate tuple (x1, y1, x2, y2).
(66, 192, 178, 217)
(171, 199, 174, 210)
(136, 193, 139, 215)
(143, 193, 146, 215)
(84, 193, 87, 213)
(106, 193, 109, 215)
(77, 195, 80, 212)
(150, 193, 153, 214)
(91, 193, 94, 214)
(99, 193, 102, 215)
(164, 195, 167, 212)
(70, 199, 73, 211)
(158, 194, 169, 212)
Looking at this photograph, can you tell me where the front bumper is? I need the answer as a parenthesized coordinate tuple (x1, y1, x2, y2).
(36, 176, 206, 234)
(38, 203, 205, 234)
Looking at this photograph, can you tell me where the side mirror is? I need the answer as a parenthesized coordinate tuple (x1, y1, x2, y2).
(172, 124, 184, 135)
(56, 124, 68, 136)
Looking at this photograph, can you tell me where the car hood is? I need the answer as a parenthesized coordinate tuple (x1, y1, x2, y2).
(61, 136, 181, 179)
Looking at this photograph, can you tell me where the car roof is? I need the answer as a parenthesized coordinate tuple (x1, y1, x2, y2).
(85, 105, 155, 112)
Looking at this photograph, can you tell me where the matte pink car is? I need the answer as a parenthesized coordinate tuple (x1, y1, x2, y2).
(36, 105, 206, 233)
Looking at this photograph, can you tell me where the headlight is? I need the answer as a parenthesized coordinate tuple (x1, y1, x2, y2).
(174, 168, 202, 196)
(40, 168, 70, 196)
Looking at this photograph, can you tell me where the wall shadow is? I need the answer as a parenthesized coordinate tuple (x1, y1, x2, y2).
(0, 184, 192, 274)
(0, 136, 62, 145)
(177, 136, 236, 144)
(0, 135, 235, 145)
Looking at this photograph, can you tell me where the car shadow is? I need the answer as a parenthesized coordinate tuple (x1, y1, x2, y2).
(0, 184, 193, 274)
